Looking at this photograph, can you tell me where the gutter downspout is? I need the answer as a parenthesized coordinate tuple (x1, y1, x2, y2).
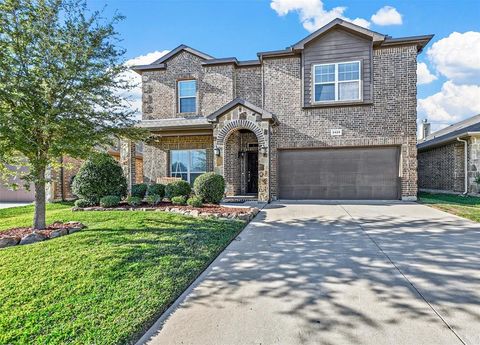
(457, 137, 468, 194)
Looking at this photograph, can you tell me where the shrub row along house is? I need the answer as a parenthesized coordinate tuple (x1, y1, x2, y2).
(418, 116, 480, 195)
(117, 18, 433, 202)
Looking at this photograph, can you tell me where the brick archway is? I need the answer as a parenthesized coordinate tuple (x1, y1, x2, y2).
(216, 119, 266, 148)
(212, 106, 271, 202)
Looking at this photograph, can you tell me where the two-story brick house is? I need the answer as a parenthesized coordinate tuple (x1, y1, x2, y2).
(127, 18, 432, 202)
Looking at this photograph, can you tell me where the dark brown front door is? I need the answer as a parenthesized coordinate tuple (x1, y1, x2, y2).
(246, 152, 258, 194)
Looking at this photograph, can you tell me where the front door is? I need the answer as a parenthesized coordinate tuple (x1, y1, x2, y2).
(246, 151, 258, 194)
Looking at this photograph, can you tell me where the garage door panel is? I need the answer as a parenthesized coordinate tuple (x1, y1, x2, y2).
(278, 147, 400, 200)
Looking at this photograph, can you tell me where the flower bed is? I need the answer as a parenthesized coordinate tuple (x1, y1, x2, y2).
(73, 202, 260, 222)
(0, 221, 86, 249)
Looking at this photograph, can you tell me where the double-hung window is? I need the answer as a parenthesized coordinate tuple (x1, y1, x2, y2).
(178, 80, 197, 113)
(313, 61, 361, 103)
(170, 149, 206, 184)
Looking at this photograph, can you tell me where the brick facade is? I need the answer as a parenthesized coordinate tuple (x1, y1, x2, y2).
(264, 46, 418, 200)
(418, 136, 480, 194)
(418, 142, 465, 192)
(139, 28, 421, 201)
(143, 135, 213, 184)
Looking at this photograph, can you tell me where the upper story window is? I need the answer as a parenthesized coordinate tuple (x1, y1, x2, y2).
(178, 80, 197, 113)
(313, 61, 361, 103)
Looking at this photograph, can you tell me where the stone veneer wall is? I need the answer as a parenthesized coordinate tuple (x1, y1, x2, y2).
(263, 45, 418, 200)
(468, 136, 480, 194)
(418, 142, 465, 192)
(212, 106, 270, 201)
(143, 135, 213, 184)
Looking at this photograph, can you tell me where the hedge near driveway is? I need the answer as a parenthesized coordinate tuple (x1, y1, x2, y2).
(0, 203, 244, 345)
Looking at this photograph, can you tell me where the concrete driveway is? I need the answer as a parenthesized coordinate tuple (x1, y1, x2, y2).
(138, 201, 480, 345)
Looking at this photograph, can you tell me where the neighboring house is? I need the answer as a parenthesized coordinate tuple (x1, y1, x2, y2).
(0, 165, 34, 203)
(48, 142, 144, 201)
(127, 18, 432, 201)
(418, 115, 480, 195)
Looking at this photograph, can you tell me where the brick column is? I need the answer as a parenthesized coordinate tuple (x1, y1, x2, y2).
(120, 139, 136, 193)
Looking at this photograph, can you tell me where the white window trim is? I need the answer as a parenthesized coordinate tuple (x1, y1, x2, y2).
(177, 80, 197, 113)
(170, 149, 206, 183)
(312, 61, 362, 103)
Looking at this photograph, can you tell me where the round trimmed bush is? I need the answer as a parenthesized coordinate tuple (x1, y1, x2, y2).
(72, 153, 127, 205)
(187, 196, 203, 208)
(171, 195, 187, 205)
(165, 180, 191, 199)
(126, 196, 142, 207)
(74, 199, 95, 208)
(146, 194, 162, 206)
(147, 184, 165, 198)
(99, 195, 121, 208)
(131, 183, 147, 198)
(193, 173, 225, 204)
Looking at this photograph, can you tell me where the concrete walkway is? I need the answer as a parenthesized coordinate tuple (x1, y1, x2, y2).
(0, 202, 32, 209)
(138, 201, 480, 345)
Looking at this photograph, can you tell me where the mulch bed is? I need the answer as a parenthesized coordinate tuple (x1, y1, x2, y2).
(0, 221, 84, 239)
(78, 202, 252, 215)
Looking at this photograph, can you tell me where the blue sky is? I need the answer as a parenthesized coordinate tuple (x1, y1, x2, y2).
(88, 0, 480, 131)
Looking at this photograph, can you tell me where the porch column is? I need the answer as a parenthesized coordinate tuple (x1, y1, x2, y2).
(120, 139, 136, 192)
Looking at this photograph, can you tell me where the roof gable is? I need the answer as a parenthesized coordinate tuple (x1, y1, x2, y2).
(132, 44, 214, 74)
(151, 44, 214, 64)
(207, 98, 277, 123)
(292, 18, 386, 50)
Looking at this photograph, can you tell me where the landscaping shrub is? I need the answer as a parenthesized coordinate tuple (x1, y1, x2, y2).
(165, 180, 191, 199)
(74, 199, 95, 208)
(146, 194, 162, 206)
(193, 172, 225, 204)
(171, 196, 187, 205)
(131, 183, 148, 198)
(147, 183, 165, 198)
(72, 153, 127, 204)
(99, 195, 120, 208)
(126, 196, 142, 207)
(187, 196, 203, 208)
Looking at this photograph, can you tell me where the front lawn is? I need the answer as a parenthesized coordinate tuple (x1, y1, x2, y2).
(418, 192, 480, 222)
(0, 203, 244, 344)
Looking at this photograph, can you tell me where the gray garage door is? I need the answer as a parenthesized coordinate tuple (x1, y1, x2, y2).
(278, 147, 400, 200)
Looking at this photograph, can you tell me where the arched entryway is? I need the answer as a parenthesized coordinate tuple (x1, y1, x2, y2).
(210, 100, 274, 202)
(224, 129, 260, 196)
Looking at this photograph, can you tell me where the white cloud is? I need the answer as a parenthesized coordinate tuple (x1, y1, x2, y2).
(270, 0, 370, 32)
(417, 62, 437, 85)
(427, 31, 480, 83)
(121, 50, 169, 119)
(270, 1, 404, 32)
(371, 6, 402, 26)
(418, 81, 480, 124)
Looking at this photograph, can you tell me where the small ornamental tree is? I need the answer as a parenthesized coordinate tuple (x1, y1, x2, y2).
(0, 0, 144, 229)
(72, 153, 127, 204)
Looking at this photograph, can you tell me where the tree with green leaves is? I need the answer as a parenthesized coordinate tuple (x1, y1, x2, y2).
(0, 0, 142, 229)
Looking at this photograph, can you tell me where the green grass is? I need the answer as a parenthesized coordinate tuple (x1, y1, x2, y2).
(0, 203, 244, 344)
(418, 192, 480, 222)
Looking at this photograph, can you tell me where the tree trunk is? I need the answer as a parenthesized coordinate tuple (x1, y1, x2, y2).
(33, 167, 46, 230)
